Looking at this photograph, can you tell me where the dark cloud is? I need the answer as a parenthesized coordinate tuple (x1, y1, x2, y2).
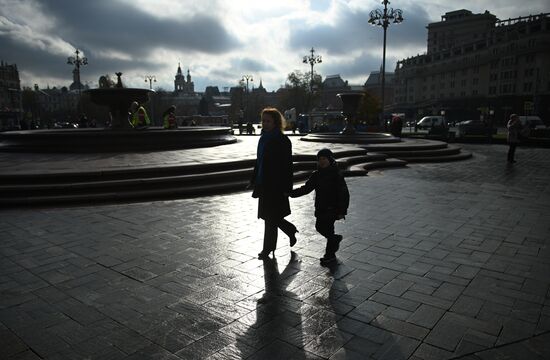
(0, 0, 240, 87)
(320, 51, 384, 84)
(0, 33, 160, 86)
(230, 58, 275, 73)
(289, 4, 431, 55)
(36, 0, 239, 56)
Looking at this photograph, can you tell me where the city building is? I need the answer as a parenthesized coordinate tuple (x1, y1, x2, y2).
(32, 85, 79, 127)
(0, 61, 22, 130)
(320, 74, 350, 109)
(393, 10, 550, 124)
(364, 70, 395, 110)
(174, 63, 195, 95)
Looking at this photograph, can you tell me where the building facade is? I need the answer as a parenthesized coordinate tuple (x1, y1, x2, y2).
(364, 70, 395, 111)
(0, 61, 22, 129)
(393, 10, 550, 124)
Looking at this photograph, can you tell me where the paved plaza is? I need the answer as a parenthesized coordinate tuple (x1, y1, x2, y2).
(1, 141, 550, 359)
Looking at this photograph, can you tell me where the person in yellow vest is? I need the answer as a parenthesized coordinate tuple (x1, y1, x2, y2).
(129, 101, 150, 129)
(163, 105, 178, 129)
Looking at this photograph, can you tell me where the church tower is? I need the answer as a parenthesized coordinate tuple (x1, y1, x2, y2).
(174, 63, 195, 95)
(174, 63, 185, 92)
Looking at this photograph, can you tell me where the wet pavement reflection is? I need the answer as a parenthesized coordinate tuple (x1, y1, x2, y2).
(1, 144, 550, 359)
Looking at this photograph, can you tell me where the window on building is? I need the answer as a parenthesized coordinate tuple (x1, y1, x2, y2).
(450, 81, 455, 88)
(500, 84, 514, 94)
(489, 86, 496, 94)
(461, 79, 467, 86)
(460, 91, 466, 97)
(490, 73, 498, 81)
(523, 83, 533, 92)
(473, 78, 479, 85)
(472, 90, 478, 95)
(473, 66, 480, 74)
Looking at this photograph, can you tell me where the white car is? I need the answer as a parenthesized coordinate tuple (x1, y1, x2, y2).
(416, 116, 447, 130)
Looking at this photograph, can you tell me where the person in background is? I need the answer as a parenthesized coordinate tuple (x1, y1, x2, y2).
(163, 105, 178, 129)
(129, 101, 150, 129)
(506, 113, 522, 163)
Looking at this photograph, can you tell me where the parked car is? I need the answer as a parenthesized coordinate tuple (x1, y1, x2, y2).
(518, 116, 545, 130)
(416, 116, 447, 130)
(455, 120, 496, 137)
(53, 122, 78, 129)
(518, 116, 550, 138)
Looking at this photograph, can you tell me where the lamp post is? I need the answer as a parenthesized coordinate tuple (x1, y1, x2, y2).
(368, 1, 404, 126)
(303, 47, 322, 130)
(144, 75, 156, 90)
(143, 75, 157, 125)
(303, 47, 322, 94)
(242, 75, 253, 123)
(67, 49, 88, 114)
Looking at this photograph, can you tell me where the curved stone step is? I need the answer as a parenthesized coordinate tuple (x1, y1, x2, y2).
(336, 153, 388, 167)
(362, 139, 448, 152)
(348, 158, 408, 174)
(401, 152, 473, 163)
(377, 145, 462, 158)
(0, 170, 314, 206)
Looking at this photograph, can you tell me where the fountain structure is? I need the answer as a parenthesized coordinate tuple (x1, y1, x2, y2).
(86, 72, 151, 130)
(301, 90, 400, 144)
(0, 73, 236, 152)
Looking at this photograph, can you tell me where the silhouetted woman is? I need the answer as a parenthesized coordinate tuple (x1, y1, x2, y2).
(251, 108, 298, 259)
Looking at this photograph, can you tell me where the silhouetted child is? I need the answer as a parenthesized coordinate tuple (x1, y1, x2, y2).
(289, 148, 349, 265)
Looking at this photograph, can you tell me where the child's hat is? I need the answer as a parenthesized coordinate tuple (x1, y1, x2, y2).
(317, 148, 334, 160)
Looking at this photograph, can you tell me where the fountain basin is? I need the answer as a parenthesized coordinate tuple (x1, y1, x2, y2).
(301, 132, 400, 144)
(0, 127, 237, 152)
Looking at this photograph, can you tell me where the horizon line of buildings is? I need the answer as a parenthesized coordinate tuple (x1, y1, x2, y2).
(2, 8, 549, 127)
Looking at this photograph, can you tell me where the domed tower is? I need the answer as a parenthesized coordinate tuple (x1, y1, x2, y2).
(174, 63, 185, 92)
(185, 69, 194, 94)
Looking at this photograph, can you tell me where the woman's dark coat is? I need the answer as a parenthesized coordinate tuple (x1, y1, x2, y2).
(290, 163, 349, 217)
(252, 131, 293, 220)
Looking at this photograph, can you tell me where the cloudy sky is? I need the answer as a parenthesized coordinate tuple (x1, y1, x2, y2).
(1, 0, 548, 92)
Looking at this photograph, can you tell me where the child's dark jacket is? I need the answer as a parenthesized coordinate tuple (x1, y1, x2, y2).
(290, 163, 349, 217)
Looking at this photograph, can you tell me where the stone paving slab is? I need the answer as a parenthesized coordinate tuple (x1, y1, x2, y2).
(1, 143, 550, 359)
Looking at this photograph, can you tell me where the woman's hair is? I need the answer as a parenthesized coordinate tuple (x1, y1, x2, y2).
(261, 107, 286, 132)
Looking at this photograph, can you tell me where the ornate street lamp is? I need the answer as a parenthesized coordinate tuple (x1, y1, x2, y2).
(242, 74, 253, 122)
(303, 47, 322, 94)
(303, 47, 322, 130)
(144, 75, 157, 90)
(368, 1, 404, 125)
(144, 75, 157, 125)
(67, 49, 88, 113)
